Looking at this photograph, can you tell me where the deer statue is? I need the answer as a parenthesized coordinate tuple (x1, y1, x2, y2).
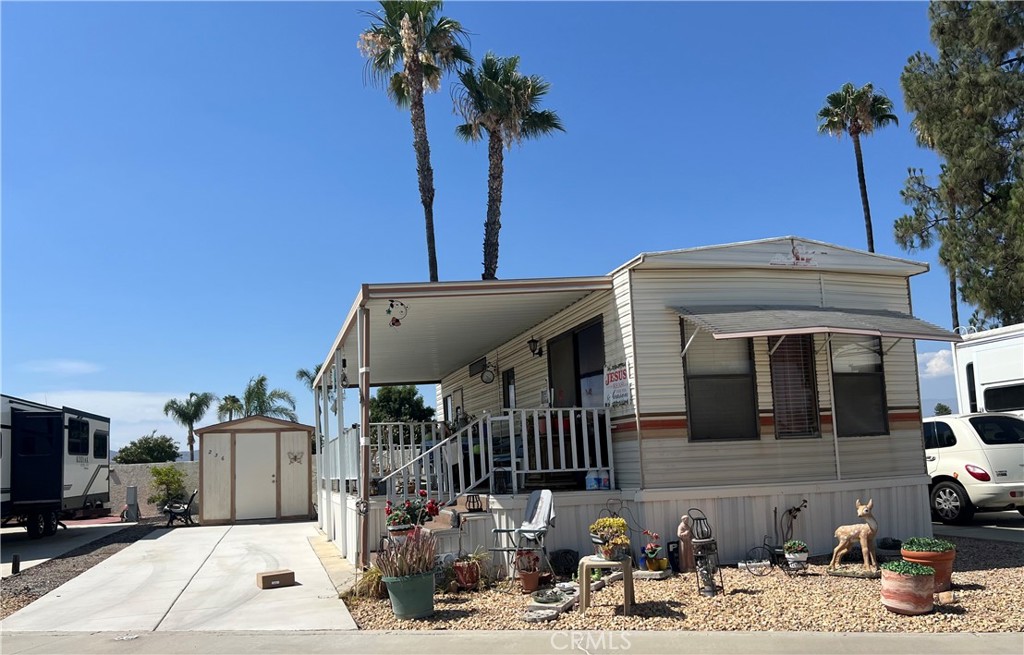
(828, 498, 878, 571)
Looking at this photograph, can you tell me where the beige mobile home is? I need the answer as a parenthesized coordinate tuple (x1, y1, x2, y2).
(313, 236, 958, 567)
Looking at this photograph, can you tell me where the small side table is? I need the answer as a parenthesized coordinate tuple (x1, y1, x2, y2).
(577, 555, 634, 615)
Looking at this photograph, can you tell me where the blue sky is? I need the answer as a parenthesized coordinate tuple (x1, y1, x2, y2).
(2, 1, 963, 450)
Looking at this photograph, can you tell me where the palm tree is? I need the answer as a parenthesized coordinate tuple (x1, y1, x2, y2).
(454, 53, 564, 279)
(243, 375, 298, 422)
(358, 1, 472, 282)
(817, 83, 899, 252)
(295, 364, 322, 391)
(217, 394, 243, 422)
(163, 392, 216, 462)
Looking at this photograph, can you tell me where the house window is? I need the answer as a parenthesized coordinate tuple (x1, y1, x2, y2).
(68, 418, 89, 455)
(682, 323, 758, 441)
(769, 335, 820, 438)
(443, 395, 453, 423)
(502, 369, 516, 409)
(830, 335, 888, 437)
(548, 319, 604, 408)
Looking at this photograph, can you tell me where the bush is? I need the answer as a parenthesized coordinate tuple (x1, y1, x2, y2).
(148, 465, 187, 507)
(114, 431, 180, 464)
(881, 560, 935, 576)
(901, 537, 955, 552)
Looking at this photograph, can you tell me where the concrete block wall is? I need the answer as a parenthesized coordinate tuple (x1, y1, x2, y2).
(109, 462, 200, 520)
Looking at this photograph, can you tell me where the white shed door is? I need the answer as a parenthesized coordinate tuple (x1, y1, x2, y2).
(235, 433, 277, 520)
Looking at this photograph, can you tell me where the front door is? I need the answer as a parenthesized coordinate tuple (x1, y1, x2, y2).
(235, 433, 277, 520)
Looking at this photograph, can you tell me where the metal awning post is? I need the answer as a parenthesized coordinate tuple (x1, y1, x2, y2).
(334, 351, 347, 556)
(357, 305, 371, 569)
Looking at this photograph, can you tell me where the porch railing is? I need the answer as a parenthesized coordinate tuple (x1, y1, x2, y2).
(357, 408, 612, 509)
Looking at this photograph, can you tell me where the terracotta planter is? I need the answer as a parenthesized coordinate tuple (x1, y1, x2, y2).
(901, 547, 955, 592)
(880, 569, 935, 615)
(453, 560, 480, 591)
(519, 570, 541, 592)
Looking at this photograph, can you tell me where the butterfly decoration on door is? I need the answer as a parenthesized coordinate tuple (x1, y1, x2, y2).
(287, 451, 304, 465)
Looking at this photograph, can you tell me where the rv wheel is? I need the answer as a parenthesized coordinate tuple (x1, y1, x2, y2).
(27, 513, 45, 539)
(43, 511, 59, 536)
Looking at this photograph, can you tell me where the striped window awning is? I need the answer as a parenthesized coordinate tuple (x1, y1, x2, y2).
(672, 305, 960, 342)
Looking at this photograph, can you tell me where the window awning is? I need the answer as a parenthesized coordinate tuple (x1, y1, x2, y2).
(673, 305, 961, 342)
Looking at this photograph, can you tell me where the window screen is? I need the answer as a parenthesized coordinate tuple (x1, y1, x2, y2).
(683, 323, 758, 441)
(68, 418, 90, 455)
(769, 335, 819, 438)
(831, 336, 888, 437)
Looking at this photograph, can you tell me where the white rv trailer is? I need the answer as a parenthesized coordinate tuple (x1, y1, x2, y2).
(951, 323, 1024, 417)
(1, 394, 112, 538)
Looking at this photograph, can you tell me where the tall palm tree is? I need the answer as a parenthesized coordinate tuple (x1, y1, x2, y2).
(817, 82, 899, 252)
(358, 1, 472, 282)
(243, 375, 298, 422)
(217, 394, 243, 422)
(163, 392, 216, 462)
(454, 53, 564, 279)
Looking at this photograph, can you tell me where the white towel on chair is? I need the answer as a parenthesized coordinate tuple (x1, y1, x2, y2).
(519, 489, 555, 536)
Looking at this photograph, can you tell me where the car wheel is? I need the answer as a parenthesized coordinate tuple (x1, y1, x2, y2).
(931, 481, 975, 524)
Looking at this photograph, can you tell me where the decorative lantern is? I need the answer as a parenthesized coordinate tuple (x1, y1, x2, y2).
(465, 493, 483, 512)
(687, 508, 724, 597)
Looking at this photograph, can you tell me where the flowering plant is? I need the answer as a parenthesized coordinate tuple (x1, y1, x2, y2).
(588, 516, 629, 545)
(783, 539, 808, 554)
(384, 490, 440, 527)
(515, 549, 541, 573)
(642, 529, 662, 559)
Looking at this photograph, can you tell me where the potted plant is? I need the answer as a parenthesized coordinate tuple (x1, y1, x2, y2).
(783, 539, 809, 567)
(452, 548, 488, 591)
(642, 530, 667, 570)
(376, 526, 438, 619)
(900, 536, 956, 592)
(515, 549, 542, 592)
(880, 560, 935, 615)
(589, 516, 630, 560)
(385, 490, 440, 537)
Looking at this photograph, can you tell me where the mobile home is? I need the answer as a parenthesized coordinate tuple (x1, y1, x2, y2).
(312, 237, 959, 567)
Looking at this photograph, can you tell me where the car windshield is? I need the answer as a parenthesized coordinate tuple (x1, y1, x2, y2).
(967, 415, 1024, 445)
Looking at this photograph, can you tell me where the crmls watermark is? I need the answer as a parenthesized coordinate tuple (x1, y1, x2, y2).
(550, 630, 632, 654)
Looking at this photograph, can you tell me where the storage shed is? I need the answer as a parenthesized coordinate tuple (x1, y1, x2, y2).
(196, 416, 313, 524)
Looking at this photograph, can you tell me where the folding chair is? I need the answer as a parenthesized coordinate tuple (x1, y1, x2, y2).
(491, 489, 555, 582)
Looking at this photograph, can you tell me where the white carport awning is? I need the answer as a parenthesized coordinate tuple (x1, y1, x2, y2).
(673, 305, 961, 342)
(318, 277, 613, 387)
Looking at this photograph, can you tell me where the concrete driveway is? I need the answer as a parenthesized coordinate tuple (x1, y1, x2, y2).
(0, 521, 356, 632)
(1, 520, 127, 578)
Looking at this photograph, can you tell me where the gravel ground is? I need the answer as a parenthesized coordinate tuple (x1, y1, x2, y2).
(0, 521, 161, 620)
(345, 536, 1024, 632)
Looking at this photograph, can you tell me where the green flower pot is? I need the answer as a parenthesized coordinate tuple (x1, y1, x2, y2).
(382, 571, 435, 619)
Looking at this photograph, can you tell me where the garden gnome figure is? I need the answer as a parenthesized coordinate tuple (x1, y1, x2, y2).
(677, 515, 696, 573)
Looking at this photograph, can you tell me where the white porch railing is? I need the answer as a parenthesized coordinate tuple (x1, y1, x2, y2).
(357, 408, 612, 508)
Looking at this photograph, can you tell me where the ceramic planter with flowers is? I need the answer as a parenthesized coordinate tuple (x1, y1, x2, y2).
(589, 516, 630, 560)
(385, 490, 440, 537)
(900, 536, 955, 592)
(783, 539, 809, 568)
(642, 529, 668, 570)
